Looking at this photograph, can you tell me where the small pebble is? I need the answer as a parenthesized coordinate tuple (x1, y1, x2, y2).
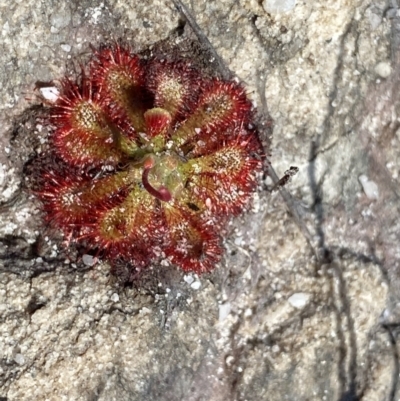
(271, 344, 280, 353)
(358, 174, 379, 200)
(183, 274, 194, 285)
(82, 254, 95, 266)
(14, 354, 25, 366)
(225, 355, 235, 366)
(39, 87, 59, 102)
(110, 293, 119, 303)
(288, 292, 310, 309)
(190, 281, 201, 290)
(219, 302, 231, 322)
(263, 0, 296, 13)
(60, 44, 71, 52)
(374, 61, 391, 78)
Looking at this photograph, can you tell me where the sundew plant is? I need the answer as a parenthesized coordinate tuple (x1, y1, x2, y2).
(31, 44, 264, 279)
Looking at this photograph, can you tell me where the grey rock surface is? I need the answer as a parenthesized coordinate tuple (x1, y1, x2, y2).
(0, 0, 399, 400)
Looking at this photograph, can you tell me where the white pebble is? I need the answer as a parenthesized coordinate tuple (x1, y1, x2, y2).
(263, 0, 296, 13)
(82, 254, 95, 266)
(271, 344, 280, 353)
(225, 355, 235, 366)
(288, 292, 311, 309)
(190, 281, 201, 290)
(14, 354, 25, 365)
(60, 44, 71, 52)
(374, 61, 392, 78)
(183, 274, 194, 285)
(218, 302, 231, 322)
(234, 236, 243, 246)
(358, 174, 379, 200)
(244, 308, 253, 317)
(110, 293, 119, 303)
(39, 87, 59, 102)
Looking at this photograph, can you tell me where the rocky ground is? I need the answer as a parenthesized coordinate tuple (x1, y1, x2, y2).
(1, 0, 399, 400)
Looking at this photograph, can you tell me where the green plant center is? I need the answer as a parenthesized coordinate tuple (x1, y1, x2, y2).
(143, 153, 184, 201)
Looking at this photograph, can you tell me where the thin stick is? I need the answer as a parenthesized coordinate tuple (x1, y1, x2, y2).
(170, 0, 232, 80)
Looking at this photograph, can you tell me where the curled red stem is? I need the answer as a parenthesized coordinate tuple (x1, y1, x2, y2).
(142, 167, 172, 202)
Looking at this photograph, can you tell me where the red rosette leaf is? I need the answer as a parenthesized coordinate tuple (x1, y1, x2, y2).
(36, 169, 133, 239)
(90, 44, 151, 134)
(162, 201, 223, 273)
(172, 79, 252, 153)
(146, 59, 200, 124)
(179, 134, 263, 215)
(143, 108, 172, 152)
(49, 78, 125, 168)
(92, 186, 164, 265)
